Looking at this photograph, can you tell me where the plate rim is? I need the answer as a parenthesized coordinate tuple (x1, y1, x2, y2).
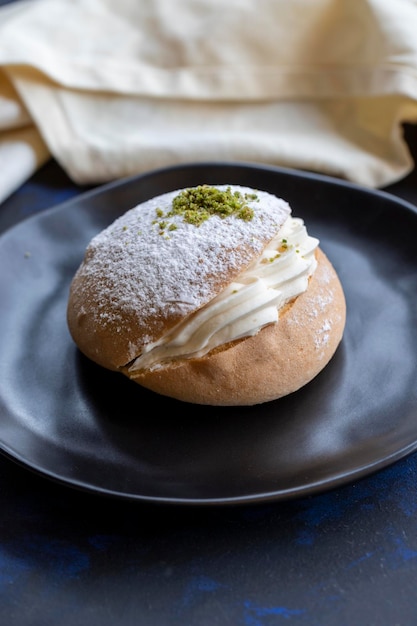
(2, 160, 417, 238)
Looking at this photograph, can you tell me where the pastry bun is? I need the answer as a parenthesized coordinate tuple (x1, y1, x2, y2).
(67, 185, 346, 405)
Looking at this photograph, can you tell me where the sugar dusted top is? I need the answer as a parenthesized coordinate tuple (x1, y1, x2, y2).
(72, 185, 291, 361)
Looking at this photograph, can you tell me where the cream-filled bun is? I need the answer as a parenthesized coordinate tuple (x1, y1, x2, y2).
(67, 185, 346, 405)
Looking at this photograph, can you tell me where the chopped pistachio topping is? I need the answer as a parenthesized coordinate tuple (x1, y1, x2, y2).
(171, 185, 257, 225)
(278, 238, 290, 253)
(153, 185, 258, 233)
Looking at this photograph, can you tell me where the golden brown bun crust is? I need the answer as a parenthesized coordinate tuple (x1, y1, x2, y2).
(121, 248, 346, 405)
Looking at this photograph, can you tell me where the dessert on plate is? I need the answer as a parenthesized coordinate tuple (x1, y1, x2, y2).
(67, 184, 346, 405)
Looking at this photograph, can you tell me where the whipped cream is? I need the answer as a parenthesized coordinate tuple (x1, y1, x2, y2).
(129, 216, 318, 372)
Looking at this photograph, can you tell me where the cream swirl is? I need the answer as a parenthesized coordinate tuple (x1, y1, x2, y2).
(129, 216, 318, 372)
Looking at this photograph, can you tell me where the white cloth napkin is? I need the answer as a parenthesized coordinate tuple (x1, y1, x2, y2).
(1, 0, 417, 205)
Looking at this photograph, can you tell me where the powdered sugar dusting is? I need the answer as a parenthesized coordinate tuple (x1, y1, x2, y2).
(314, 318, 332, 353)
(285, 253, 340, 359)
(72, 185, 290, 352)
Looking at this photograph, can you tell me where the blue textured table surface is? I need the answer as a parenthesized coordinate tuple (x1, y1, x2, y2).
(1, 10, 417, 618)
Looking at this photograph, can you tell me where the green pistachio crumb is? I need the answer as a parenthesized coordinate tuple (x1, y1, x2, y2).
(269, 253, 281, 262)
(168, 185, 257, 226)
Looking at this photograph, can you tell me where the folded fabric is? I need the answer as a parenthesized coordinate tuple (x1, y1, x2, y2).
(1, 0, 417, 205)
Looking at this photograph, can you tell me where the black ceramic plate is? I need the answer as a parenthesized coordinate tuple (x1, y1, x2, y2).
(0, 162, 416, 505)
